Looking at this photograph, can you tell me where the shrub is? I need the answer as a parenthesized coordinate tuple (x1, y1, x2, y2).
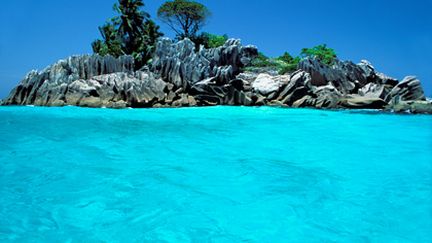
(277, 52, 300, 74)
(250, 52, 279, 68)
(192, 32, 228, 49)
(245, 52, 300, 74)
(301, 44, 337, 65)
(242, 45, 338, 74)
(205, 33, 228, 48)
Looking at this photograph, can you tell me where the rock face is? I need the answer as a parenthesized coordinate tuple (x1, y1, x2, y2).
(4, 55, 134, 106)
(64, 72, 168, 108)
(2, 38, 431, 114)
(298, 58, 391, 94)
(152, 38, 258, 89)
(384, 76, 426, 103)
(252, 73, 284, 95)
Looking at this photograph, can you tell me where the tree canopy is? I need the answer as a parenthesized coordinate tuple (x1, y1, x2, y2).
(92, 0, 163, 68)
(157, 0, 210, 39)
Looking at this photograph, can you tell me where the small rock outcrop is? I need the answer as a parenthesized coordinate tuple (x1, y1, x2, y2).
(386, 100, 432, 114)
(2, 38, 431, 114)
(338, 96, 388, 109)
(384, 76, 426, 103)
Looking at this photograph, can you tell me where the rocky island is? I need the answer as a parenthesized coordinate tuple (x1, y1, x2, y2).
(2, 37, 431, 113)
(2, 0, 431, 114)
(1, 1, 432, 241)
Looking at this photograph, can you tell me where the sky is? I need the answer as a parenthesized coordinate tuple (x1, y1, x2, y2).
(0, 0, 431, 98)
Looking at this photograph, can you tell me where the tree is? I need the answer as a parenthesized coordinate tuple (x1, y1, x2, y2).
(301, 44, 337, 65)
(157, 0, 210, 39)
(92, 0, 163, 68)
(92, 21, 123, 57)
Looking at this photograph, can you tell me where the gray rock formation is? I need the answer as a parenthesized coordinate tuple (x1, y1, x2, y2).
(275, 71, 313, 106)
(384, 76, 426, 103)
(252, 73, 286, 95)
(338, 96, 387, 109)
(297, 58, 398, 95)
(2, 38, 431, 114)
(298, 58, 359, 93)
(358, 83, 386, 99)
(152, 38, 258, 89)
(386, 100, 432, 114)
(4, 55, 134, 106)
(63, 71, 168, 108)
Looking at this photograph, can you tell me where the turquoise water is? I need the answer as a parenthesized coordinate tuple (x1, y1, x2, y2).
(0, 106, 431, 242)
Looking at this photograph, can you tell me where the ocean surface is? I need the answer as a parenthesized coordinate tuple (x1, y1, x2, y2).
(0, 106, 431, 242)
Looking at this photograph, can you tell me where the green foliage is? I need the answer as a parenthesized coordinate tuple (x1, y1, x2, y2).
(246, 52, 300, 74)
(206, 33, 228, 48)
(192, 32, 228, 49)
(246, 45, 337, 74)
(301, 44, 337, 65)
(277, 52, 295, 64)
(92, 0, 163, 69)
(250, 53, 278, 68)
(158, 0, 210, 39)
(277, 52, 300, 74)
(92, 21, 123, 57)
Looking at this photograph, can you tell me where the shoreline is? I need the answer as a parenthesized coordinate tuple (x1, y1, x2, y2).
(2, 103, 431, 115)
